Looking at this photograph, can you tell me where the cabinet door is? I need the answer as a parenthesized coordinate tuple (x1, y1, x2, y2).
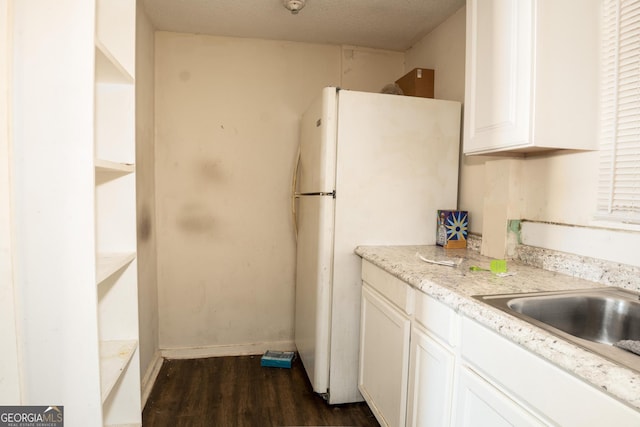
(406, 325, 455, 427)
(463, 0, 534, 154)
(453, 366, 546, 427)
(359, 284, 411, 427)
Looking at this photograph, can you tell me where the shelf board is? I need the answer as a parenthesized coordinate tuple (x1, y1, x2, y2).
(97, 253, 136, 285)
(95, 159, 135, 174)
(100, 340, 138, 403)
(95, 41, 133, 84)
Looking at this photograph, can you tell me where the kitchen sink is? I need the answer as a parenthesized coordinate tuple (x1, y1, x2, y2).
(474, 287, 640, 373)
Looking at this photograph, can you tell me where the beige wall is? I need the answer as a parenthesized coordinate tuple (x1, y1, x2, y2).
(405, 6, 494, 234)
(340, 45, 404, 92)
(405, 6, 466, 103)
(135, 5, 159, 386)
(154, 32, 403, 354)
(520, 151, 600, 225)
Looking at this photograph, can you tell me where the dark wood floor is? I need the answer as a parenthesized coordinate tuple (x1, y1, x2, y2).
(143, 355, 380, 427)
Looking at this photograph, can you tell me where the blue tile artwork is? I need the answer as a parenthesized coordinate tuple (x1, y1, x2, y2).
(436, 210, 468, 249)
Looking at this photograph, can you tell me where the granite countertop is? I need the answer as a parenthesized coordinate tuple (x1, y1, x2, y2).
(355, 244, 640, 411)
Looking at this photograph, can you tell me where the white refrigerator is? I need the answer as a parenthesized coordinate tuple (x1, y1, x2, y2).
(292, 87, 461, 404)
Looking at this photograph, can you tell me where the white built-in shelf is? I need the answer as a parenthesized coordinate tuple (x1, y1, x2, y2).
(95, 41, 133, 84)
(95, 159, 135, 174)
(94, 1, 139, 423)
(99, 340, 138, 402)
(96, 252, 136, 285)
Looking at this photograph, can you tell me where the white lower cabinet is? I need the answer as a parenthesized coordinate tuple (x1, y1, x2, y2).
(406, 325, 455, 427)
(452, 366, 546, 427)
(359, 284, 411, 427)
(460, 316, 640, 426)
(359, 259, 640, 427)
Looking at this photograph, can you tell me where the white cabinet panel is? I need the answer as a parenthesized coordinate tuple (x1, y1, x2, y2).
(413, 290, 457, 346)
(362, 260, 414, 314)
(463, 0, 599, 155)
(460, 316, 640, 426)
(465, 0, 533, 154)
(407, 325, 455, 427)
(453, 366, 546, 427)
(359, 284, 411, 427)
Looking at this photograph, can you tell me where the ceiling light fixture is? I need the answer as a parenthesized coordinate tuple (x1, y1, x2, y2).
(283, 0, 306, 15)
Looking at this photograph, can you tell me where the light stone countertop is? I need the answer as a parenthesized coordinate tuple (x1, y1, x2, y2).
(354, 244, 640, 412)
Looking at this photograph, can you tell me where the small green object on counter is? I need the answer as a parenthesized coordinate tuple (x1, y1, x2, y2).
(470, 259, 508, 274)
(490, 259, 507, 273)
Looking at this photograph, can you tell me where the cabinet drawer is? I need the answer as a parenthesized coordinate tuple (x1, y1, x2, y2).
(461, 317, 640, 426)
(361, 260, 414, 315)
(414, 292, 457, 347)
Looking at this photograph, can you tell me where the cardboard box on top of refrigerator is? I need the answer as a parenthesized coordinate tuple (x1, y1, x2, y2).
(395, 68, 435, 98)
(436, 210, 468, 249)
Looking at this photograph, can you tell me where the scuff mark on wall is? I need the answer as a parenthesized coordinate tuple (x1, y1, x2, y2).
(138, 204, 152, 242)
(176, 203, 216, 233)
(198, 158, 222, 182)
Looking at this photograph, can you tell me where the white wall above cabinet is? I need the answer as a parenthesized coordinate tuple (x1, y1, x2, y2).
(463, 0, 600, 155)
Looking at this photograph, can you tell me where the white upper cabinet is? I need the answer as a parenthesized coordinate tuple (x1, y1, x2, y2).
(463, 0, 600, 155)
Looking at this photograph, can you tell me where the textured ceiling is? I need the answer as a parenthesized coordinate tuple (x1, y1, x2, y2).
(141, 0, 465, 52)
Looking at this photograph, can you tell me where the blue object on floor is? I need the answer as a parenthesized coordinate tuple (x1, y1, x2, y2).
(261, 350, 295, 368)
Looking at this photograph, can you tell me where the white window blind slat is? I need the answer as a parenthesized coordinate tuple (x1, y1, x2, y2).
(597, 0, 640, 222)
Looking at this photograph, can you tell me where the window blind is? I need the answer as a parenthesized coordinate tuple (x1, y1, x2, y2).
(598, 0, 640, 223)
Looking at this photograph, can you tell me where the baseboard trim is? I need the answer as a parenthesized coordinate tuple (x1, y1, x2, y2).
(141, 350, 164, 408)
(159, 340, 296, 360)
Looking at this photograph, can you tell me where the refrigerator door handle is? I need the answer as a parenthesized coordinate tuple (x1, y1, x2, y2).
(294, 191, 336, 198)
(291, 145, 301, 240)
